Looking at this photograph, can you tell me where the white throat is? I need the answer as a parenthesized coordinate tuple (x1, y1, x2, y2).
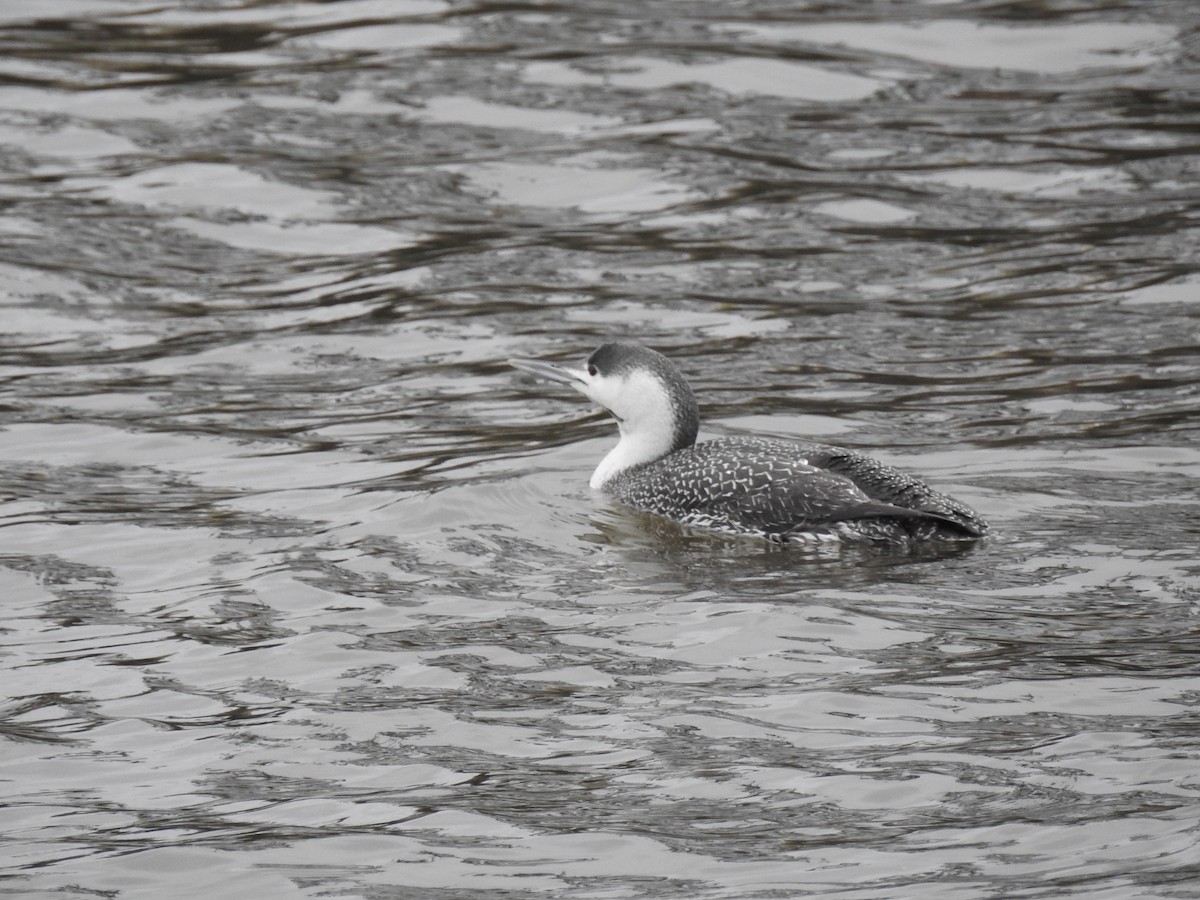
(588, 371, 679, 489)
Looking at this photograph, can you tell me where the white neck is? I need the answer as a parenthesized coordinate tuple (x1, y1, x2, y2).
(588, 371, 679, 489)
(590, 433, 657, 489)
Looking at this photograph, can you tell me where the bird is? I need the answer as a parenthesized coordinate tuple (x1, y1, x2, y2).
(508, 341, 988, 544)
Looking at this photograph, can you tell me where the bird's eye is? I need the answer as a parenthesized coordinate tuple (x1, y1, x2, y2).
(587, 364, 597, 376)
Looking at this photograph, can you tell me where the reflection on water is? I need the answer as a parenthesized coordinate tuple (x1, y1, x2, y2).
(743, 20, 1176, 73)
(2, 0, 1198, 898)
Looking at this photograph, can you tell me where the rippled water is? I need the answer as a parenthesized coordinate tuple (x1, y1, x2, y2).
(2, 1, 1199, 897)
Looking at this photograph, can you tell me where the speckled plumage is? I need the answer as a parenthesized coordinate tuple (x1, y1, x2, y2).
(605, 436, 987, 543)
(510, 341, 988, 545)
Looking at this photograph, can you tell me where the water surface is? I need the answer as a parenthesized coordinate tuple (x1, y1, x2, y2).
(2, 1, 1198, 898)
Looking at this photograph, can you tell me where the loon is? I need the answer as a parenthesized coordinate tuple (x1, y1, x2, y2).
(509, 341, 988, 544)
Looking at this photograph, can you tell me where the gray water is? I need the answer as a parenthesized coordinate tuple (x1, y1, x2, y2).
(2, 1, 1199, 898)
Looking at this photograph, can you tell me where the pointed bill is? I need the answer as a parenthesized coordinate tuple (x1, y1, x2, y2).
(508, 357, 588, 387)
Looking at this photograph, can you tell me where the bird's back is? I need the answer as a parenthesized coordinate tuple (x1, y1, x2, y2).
(603, 436, 987, 543)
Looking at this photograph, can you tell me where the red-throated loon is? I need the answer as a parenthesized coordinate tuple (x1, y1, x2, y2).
(509, 341, 988, 544)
